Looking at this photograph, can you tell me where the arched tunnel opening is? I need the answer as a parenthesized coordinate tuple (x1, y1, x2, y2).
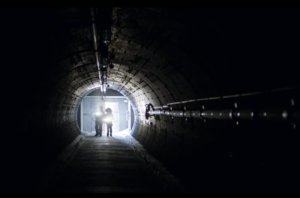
(1, 7, 300, 193)
(77, 88, 135, 136)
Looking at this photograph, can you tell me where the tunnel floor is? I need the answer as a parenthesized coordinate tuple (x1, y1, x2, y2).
(40, 131, 186, 193)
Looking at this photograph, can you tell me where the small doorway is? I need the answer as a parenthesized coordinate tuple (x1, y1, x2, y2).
(78, 89, 133, 136)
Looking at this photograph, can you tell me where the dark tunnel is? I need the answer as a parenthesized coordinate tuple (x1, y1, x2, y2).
(1, 7, 300, 193)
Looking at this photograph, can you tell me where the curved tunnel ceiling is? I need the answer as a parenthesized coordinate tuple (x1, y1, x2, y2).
(1, 7, 300, 193)
(48, 7, 299, 132)
(44, 7, 200, 129)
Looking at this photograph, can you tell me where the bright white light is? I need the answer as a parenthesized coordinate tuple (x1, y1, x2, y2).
(282, 111, 288, 119)
(94, 112, 102, 116)
(104, 117, 112, 122)
(103, 84, 107, 93)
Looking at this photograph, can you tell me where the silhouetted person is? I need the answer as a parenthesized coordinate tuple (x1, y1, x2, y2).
(95, 106, 104, 136)
(104, 108, 114, 137)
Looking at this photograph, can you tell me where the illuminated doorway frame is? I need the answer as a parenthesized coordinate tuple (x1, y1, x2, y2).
(80, 96, 132, 134)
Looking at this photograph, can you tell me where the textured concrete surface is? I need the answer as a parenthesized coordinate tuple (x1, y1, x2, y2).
(40, 131, 187, 193)
(2, 8, 300, 193)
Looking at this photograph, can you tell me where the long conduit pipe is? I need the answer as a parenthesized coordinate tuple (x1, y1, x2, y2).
(91, 7, 103, 92)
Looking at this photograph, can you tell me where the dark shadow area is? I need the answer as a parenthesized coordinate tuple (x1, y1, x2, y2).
(0, 7, 299, 193)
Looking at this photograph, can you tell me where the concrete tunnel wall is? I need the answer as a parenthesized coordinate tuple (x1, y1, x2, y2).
(1, 7, 300, 192)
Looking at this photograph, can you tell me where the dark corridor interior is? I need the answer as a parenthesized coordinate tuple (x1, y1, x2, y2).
(1, 7, 300, 193)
